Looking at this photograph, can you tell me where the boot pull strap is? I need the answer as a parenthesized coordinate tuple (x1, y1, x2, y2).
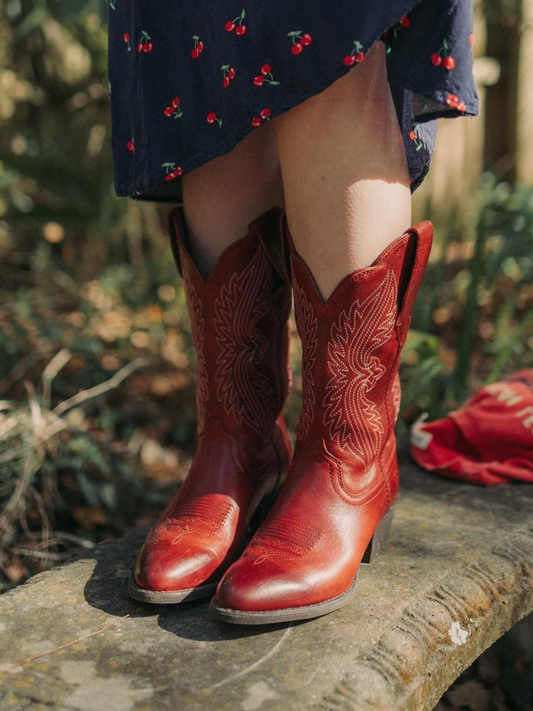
(280, 213, 293, 284)
(167, 206, 186, 277)
(252, 208, 292, 284)
(397, 221, 433, 331)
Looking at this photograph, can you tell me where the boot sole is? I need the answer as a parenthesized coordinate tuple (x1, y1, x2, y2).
(128, 574, 217, 604)
(209, 506, 395, 625)
(209, 580, 358, 624)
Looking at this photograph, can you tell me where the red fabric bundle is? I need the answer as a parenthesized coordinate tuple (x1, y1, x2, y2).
(410, 369, 533, 485)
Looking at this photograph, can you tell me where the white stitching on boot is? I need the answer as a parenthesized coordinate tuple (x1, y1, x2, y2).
(213, 243, 276, 432)
(323, 270, 398, 466)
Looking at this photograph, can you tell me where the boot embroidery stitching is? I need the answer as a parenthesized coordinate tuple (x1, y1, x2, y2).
(213, 243, 276, 433)
(391, 372, 402, 422)
(323, 270, 398, 467)
(183, 275, 209, 421)
(251, 515, 323, 564)
(168, 521, 220, 545)
(327, 456, 386, 505)
(292, 273, 318, 438)
(165, 499, 233, 544)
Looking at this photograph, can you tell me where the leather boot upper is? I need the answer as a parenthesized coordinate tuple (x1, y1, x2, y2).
(215, 217, 433, 612)
(133, 207, 293, 593)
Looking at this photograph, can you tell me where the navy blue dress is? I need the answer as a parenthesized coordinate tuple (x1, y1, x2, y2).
(107, 0, 479, 200)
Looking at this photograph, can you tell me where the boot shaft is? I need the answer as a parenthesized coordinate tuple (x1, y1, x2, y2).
(167, 207, 292, 436)
(284, 216, 433, 468)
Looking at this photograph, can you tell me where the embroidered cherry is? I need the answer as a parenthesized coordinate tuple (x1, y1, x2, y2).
(225, 10, 246, 34)
(191, 35, 204, 58)
(343, 41, 365, 66)
(443, 55, 457, 70)
(446, 94, 466, 111)
(446, 93, 459, 108)
(469, 33, 474, 46)
(124, 32, 131, 51)
(164, 97, 182, 118)
(288, 31, 311, 54)
(431, 38, 456, 70)
(127, 139, 135, 153)
(251, 109, 272, 127)
(221, 65, 236, 88)
(163, 162, 183, 181)
(138, 31, 153, 53)
(446, 94, 466, 112)
(446, 93, 458, 106)
(386, 16, 411, 41)
(409, 126, 423, 151)
(254, 65, 280, 86)
(207, 111, 223, 127)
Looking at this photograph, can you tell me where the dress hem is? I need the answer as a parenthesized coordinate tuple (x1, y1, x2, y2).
(111, 0, 479, 200)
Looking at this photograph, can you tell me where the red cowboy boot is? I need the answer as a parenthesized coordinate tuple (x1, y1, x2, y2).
(128, 207, 293, 603)
(210, 216, 433, 623)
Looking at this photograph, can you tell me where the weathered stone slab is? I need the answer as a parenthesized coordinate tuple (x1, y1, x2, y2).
(1, 445, 533, 711)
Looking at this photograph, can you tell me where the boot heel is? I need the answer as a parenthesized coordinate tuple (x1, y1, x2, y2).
(247, 487, 281, 537)
(361, 506, 395, 565)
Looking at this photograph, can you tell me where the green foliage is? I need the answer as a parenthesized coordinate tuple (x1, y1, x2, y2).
(1, 0, 123, 271)
(452, 176, 533, 393)
(401, 174, 533, 422)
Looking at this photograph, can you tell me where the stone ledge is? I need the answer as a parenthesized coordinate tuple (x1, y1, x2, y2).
(1, 446, 532, 711)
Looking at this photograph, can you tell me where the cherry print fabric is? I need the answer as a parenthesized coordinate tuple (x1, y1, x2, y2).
(107, 0, 479, 200)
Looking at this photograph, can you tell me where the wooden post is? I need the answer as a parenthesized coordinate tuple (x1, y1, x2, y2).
(516, 0, 533, 185)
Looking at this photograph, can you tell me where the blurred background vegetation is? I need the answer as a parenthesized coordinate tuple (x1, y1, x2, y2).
(0, 0, 532, 707)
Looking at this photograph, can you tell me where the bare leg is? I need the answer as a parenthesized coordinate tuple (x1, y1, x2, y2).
(273, 41, 411, 301)
(182, 122, 284, 279)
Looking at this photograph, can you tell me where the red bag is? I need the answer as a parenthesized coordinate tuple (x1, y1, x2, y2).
(410, 369, 533, 485)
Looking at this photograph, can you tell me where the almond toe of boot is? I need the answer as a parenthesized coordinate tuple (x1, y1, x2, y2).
(214, 558, 316, 614)
(134, 539, 221, 593)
